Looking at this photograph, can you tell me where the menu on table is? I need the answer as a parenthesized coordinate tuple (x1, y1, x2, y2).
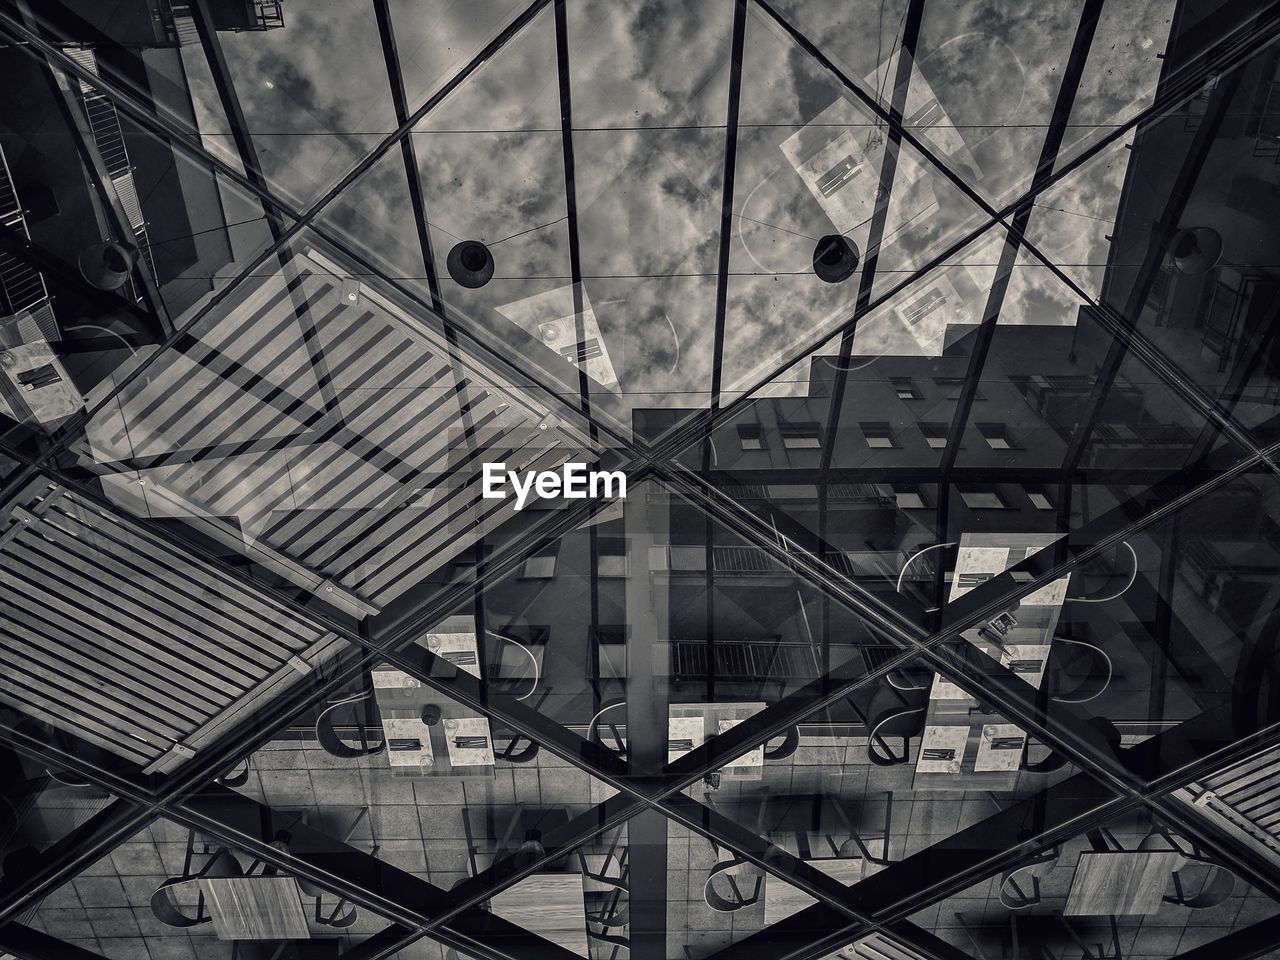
(667, 716, 705, 763)
(443, 717, 494, 767)
(917, 724, 969, 774)
(383, 717, 434, 767)
(1001, 644, 1051, 689)
(718, 717, 765, 771)
(974, 723, 1026, 772)
(426, 632, 482, 678)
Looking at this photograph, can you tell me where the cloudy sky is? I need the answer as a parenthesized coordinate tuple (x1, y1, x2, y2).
(178, 0, 1177, 434)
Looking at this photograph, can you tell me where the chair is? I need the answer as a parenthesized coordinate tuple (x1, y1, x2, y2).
(860, 687, 926, 766)
(485, 630, 544, 701)
(579, 828, 630, 960)
(151, 831, 243, 928)
(703, 842, 763, 913)
(1138, 832, 1237, 908)
(315, 689, 385, 759)
(587, 700, 628, 760)
(1048, 638, 1113, 705)
(296, 876, 358, 928)
(763, 726, 800, 761)
(998, 846, 1061, 909)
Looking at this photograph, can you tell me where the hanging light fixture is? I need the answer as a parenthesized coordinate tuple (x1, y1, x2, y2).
(812, 234, 859, 283)
(447, 239, 495, 288)
(77, 241, 137, 291)
(1169, 226, 1223, 276)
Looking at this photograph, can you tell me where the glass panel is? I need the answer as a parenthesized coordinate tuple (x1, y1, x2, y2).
(667, 228, 1008, 630)
(909, 806, 1280, 958)
(710, 4, 998, 421)
(31, 814, 395, 958)
(389, 0, 534, 119)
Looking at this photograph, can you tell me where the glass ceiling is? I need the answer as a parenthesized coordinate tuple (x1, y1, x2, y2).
(1, 1, 1280, 959)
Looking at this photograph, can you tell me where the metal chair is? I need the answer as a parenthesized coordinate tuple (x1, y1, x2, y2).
(1138, 832, 1237, 908)
(859, 687, 926, 766)
(703, 842, 763, 913)
(296, 876, 358, 928)
(763, 725, 800, 761)
(1048, 638, 1113, 705)
(998, 846, 1061, 909)
(150, 831, 243, 928)
(587, 699, 628, 760)
(315, 689, 385, 759)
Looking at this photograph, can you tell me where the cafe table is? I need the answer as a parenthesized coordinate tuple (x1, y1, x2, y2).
(197, 874, 311, 940)
(371, 621, 495, 778)
(1064, 849, 1182, 916)
(668, 701, 766, 779)
(490, 872, 590, 957)
(912, 533, 1071, 791)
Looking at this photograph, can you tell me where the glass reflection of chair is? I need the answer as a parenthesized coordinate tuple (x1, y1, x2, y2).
(1047, 637, 1113, 705)
(150, 829, 243, 929)
(587, 699, 628, 761)
(1138, 830, 1237, 909)
(244, 809, 374, 929)
(578, 827, 629, 960)
(492, 689, 553, 763)
(853, 686, 927, 766)
(702, 840, 763, 913)
(997, 845, 1061, 909)
(314, 686, 386, 759)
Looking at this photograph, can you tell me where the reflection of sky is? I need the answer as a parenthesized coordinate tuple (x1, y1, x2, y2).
(216, 2, 397, 203)
(298, 0, 1175, 414)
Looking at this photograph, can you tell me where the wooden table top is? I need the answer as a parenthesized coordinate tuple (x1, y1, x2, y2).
(1064, 850, 1181, 916)
(198, 874, 311, 941)
(489, 872, 589, 957)
(764, 859, 864, 925)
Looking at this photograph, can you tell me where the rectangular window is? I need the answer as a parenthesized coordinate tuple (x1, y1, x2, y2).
(736, 423, 765, 450)
(960, 488, 1007, 509)
(1027, 490, 1053, 510)
(920, 423, 949, 449)
(860, 421, 895, 449)
(890, 377, 919, 400)
(780, 423, 822, 449)
(895, 486, 926, 509)
(978, 423, 1013, 449)
(519, 548, 559, 578)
